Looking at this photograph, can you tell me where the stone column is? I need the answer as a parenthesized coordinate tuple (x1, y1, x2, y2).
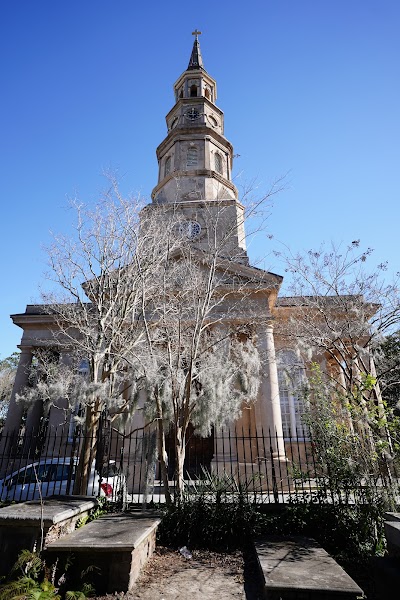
(2, 346, 33, 436)
(257, 323, 286, 459)
(327, 357, 354, 433)
(337, 363, 355, 434)
(25, 352, 44, 438)
(364, 350, 385, 414)
(25, 401, 43, 438)
(47, 352, 70, 432)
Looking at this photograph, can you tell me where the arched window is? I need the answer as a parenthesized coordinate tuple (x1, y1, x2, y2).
(190, 84, 197, 97)
(187, 147, 198, 167)
(164, 156, 171, 177)
(214, 152, 223, 175)
(277, 350, 308, 439)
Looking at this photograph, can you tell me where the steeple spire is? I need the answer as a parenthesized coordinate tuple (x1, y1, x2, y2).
(188, 29, 204, 70)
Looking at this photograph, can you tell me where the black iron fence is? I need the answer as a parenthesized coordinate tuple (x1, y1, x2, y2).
(0, 419, 398, 506)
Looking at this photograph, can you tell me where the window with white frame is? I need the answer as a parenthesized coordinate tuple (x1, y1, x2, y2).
(277, 350, 308, 439)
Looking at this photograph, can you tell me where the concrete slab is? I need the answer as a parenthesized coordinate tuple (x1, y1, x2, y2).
(0, 496, 98, 576)
(384, 520, 400, 557)
(255, 536, 363, 599)
(46, 512, 161, 593)
(0, 496, 96, 526)
(47, 512, 161, 552)
(384, 512, 400, 522)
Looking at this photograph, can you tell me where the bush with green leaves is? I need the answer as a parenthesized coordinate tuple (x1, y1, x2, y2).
(0, 550, 59, 600)
(158, 468, 388, 561)
(159, 470, 259, 550)
(159, 496, 387, 561)
(294, 362, 398, 508)
(0, 550, 95, 600)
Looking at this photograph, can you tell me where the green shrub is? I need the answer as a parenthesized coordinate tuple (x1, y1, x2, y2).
(158, 470, 260, 549)
(0, 550, 96, 600)
(159, 496, 257, 550)
(159, 494, 388, 560)
(253, 502, 387, 561)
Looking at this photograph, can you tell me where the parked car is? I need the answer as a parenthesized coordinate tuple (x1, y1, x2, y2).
(0, 458, 126, 502)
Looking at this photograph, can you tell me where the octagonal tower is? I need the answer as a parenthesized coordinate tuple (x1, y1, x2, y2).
(151, 32, 247, 262)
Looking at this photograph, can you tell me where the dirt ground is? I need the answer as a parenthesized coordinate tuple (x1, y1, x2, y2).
(98, 546, 264, 600)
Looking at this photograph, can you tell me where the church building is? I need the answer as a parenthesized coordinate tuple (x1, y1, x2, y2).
(3, 34, 315, 487)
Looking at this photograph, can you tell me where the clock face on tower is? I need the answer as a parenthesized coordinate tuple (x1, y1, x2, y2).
(185, 108, 200, 121)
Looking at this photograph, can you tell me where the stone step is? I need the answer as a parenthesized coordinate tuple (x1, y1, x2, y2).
(254, 536, 364, 600)
(46, 512, 161, 593)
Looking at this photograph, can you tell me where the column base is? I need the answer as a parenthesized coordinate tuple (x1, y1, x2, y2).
(210, 457, 291, 493)
(256, 457, 291, 493)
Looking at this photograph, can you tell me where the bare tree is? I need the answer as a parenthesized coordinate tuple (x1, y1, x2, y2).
(274, 240, 400, 437)
(16, 172, 281, 498)
(129, 175, 284, 501)
(37, 176, 182, 494)
(136, 244, 265, 501)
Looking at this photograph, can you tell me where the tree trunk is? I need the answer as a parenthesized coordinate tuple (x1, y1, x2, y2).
(154, 388, 172, 505)
(157, 421, 171, 506)
(73, 402, 100, 495)
(175, 425, 186, 502)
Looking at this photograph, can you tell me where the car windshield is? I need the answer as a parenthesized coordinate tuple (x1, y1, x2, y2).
(53, 462, 75, 482)
(8, 462, 76, 487)
(12, 463, 52, 485)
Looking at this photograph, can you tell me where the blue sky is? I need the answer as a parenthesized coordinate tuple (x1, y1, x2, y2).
(1, 0, 399, 359)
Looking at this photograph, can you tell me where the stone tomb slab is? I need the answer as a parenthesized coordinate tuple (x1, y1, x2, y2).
(0, 496, 96, 527)
(255, 536, 363, 599)
(0, 496, 97, 575)
(384, 519, 400, 557)
(384, 512, 400, 523)
(46, 512, 161, 593)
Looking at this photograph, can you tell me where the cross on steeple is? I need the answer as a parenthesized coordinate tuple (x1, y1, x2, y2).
(188, 30, 204, 70)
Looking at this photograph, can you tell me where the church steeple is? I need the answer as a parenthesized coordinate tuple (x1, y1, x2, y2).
(152, 33, 235, 201)
(151, 34, 248, 262)
(188, 29, 204, 70)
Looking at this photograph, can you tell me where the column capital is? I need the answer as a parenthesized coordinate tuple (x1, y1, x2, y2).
(254, 319, 275, 336)
(17, 345, 34, 356)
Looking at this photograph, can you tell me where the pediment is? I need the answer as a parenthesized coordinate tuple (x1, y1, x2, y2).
(167, 246, 283, 291)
